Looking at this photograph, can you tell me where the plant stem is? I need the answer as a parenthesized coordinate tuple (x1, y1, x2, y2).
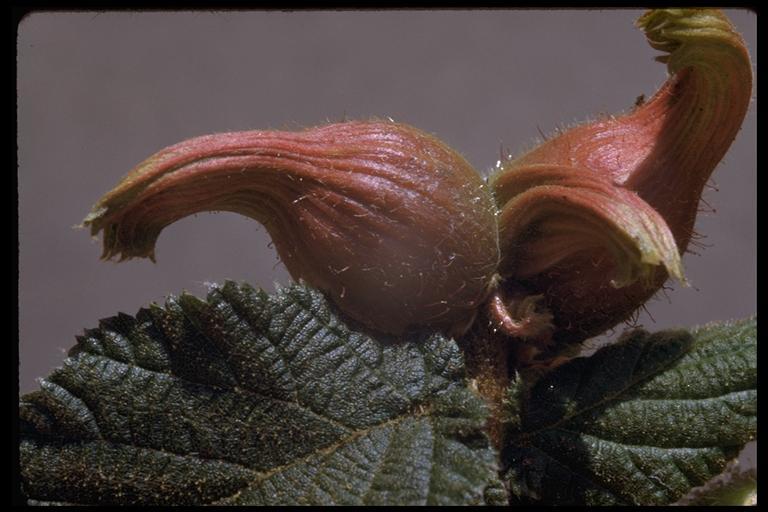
(459, 325, 513, 451)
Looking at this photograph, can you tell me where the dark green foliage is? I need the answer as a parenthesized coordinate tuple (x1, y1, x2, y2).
(503, 318, 757, 505)
(20, 282, 501, 506)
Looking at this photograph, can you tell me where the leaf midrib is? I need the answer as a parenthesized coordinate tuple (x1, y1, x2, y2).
(212, 402, 441, 505)
(510, 334, 688, 443)
(29, 350, 456, 503)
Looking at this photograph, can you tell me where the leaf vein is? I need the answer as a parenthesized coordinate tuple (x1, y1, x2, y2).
(72, 352, 353, 437)
(215, 409, 431, 504)
(514, 334, 693, 442)
(285, 292, 414, 403)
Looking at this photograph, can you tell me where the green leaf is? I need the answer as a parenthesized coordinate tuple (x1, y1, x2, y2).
(503, 318, 756, 506)
(19, 282, 502, 506)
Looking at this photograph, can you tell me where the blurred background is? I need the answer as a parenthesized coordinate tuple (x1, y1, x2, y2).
(18, 9, 756, 469)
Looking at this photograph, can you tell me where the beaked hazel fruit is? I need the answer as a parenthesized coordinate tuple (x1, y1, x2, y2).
(490, 9, 752, 348)
(83, 121, 500, 335)
(83, 9, 751, 358)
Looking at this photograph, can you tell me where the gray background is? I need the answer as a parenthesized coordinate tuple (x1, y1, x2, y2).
(18, 9, 755, 409)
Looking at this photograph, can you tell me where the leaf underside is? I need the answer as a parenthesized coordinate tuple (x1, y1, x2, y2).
(503, 317, 757, 506)
(19, 282, 503, 506)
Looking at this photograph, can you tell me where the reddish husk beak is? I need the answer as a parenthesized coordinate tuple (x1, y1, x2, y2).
(83, 121, 500, 335)
(491, 9, 752, 346)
